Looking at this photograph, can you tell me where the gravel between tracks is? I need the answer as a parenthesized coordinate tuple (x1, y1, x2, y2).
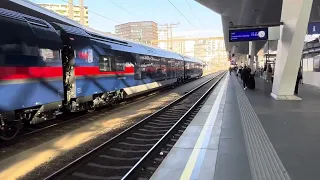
(0, 72, 219, 180)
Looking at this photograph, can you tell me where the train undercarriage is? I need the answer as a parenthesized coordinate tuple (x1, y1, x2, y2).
(0, 89, 125, 140)
(0, 74, 202, 141)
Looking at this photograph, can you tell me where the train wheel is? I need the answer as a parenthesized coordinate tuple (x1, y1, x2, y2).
(0, 120, 22, 141)
(21, 112, 33, 127)
(87, 102, 96, 113)
(109, 96, 118, 107)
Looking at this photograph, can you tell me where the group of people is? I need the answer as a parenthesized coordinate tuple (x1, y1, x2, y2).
(229, 65, 254, 90)
(229, 64, 303, 95)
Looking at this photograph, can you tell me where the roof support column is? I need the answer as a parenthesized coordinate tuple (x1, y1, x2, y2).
(249, 41, 256, 70)
(270, 0, 313, 100)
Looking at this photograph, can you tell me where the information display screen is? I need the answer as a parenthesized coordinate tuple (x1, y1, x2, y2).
(229, 28, 268, 42)
(308, 22, 320, 34)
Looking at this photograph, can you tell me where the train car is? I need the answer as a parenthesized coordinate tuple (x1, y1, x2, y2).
(52, 23, 186, 112)
(0, 8, 205, 140)
(181, 55, 203, 80)
(0, 8, 64, 139)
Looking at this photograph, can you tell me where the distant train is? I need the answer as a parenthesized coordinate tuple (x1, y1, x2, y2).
(0, 8, 203, 140)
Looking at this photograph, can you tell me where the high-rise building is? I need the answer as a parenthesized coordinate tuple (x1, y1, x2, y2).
(115, 21, 158, 45)
(39, 0, 89, 26)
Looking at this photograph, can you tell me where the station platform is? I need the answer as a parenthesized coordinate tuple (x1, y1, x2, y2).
(151, 73, 320, 180)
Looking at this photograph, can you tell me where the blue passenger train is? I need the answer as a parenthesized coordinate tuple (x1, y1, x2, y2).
(0, 8, 203, 140)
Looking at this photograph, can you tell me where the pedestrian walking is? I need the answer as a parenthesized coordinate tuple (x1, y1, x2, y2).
(241, 66, 250, 90)
(294, 67, 303, 95)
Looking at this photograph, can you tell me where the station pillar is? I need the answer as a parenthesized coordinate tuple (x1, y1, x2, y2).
(271, 0, 313, 100)
(249, 41, 255, 70)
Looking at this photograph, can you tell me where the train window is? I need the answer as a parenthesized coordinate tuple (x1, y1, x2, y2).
(0, 43, 39, 56)
(39, 49, 61, 63)
(0, 42, 59, 66)
(115, 56, 126, 71)
(99, 56, 113, 71)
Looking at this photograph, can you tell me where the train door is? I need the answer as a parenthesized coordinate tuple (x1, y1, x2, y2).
(61, 44, 75, 106)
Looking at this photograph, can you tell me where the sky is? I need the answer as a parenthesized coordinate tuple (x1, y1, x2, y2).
(30, 0, 223, 38)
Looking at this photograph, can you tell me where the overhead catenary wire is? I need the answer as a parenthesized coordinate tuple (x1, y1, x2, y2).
(106, 0, 135, 16)
(185, 0, 203, 28)
(167, 0, 197, 30)
(60, 0, 120, 24)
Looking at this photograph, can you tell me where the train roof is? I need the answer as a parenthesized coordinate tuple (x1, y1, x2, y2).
(181, 55, 203, 63)
(83, 26, 181, 57)
(86, 29, 184, 60)
(0, 8, 204, 63)
(0, 8, 62, 49)
(53, 23, 183, 60)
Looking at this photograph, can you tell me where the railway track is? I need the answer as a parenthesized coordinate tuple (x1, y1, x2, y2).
(0, 89, 161, 146)
(1, 73, 215, 146)
(18, 73, 217, 139)
(44, 71, 226, 180)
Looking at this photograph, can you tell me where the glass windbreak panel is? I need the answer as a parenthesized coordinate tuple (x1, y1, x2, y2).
(307, 58, 313, 71)
(302, 58, 308, 72)
(313, 56, 320, 72)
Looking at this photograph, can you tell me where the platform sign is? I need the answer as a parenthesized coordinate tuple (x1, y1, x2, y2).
(308, 22, 320, 34)
(229, 28, 268, 42)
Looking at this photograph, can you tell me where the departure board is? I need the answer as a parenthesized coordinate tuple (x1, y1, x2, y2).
(229, 28, 268, 42)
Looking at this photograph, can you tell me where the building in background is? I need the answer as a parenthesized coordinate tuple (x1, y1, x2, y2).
(115, 21, 158, 46)
(158, 29, 168, 50)
(194, 38, 228, 70)
(39, 0, 89, 26)
(153, 37, 227, 69)
(184, 39, 195, 57)
(171, 36, 185, 54)
(157, 23, 180, 50)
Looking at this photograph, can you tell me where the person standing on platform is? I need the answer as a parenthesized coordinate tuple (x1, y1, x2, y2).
(266, 64, 273, 83)
(229, 67, 232, 75)
(241, 66, 250, 90)
(294, 67, 303, 95)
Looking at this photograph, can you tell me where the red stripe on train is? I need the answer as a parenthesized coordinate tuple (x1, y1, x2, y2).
(74, 66, 134, 76)
(0, 67, 63, 80)
(0, 66, 135, 80)
(0, 65, 187, 80)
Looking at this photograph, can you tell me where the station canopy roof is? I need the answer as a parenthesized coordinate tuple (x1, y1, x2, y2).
(196, 0, 320, 55)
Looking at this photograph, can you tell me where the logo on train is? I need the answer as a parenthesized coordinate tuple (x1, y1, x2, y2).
(77, 49, 93, 63)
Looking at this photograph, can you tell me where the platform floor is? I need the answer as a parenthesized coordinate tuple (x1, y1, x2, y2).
(243, 76, 320, 180)
(151, 73, 320, 180)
